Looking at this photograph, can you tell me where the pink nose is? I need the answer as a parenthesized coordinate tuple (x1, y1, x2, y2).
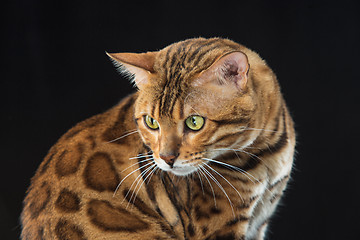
(160, 153, 178, 168)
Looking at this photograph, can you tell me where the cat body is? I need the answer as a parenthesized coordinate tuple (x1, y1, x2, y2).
(21, 38, 295, 240)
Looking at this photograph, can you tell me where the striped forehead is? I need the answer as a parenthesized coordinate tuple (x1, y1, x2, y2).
(154, 38, 237, 117)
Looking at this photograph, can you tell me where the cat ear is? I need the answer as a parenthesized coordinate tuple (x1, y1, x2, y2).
(106, 51, 157, 89)
(194, 51, 249, 91)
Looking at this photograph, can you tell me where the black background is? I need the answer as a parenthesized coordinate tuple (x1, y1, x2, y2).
(2, 0, 360, 239)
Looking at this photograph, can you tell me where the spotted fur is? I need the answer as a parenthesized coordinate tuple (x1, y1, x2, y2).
(21, 38, 295, 240)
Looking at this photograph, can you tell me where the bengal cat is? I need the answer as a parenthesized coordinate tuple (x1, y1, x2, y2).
(21, 37, 295, 240)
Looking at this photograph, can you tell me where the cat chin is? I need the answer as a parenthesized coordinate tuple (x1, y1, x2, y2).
(155, 160, 197, 176)
(169, 167, 197, 176)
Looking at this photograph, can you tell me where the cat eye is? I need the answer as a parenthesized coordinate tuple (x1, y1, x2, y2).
(185, 116, 205, 131)
(144, 115, 159, 130)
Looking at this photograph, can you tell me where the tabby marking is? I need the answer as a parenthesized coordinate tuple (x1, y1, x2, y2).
(87, 199, 149, 232)
(55, 219, 86, 240)
(55, 144, 84, 177)
(55, 189, 81, 213)
(83, 152, 120, 192)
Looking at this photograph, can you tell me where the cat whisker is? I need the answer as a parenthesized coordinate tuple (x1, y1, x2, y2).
(147, 166, 159, 185)
(228, 149, 264, 184)
(204, 163, 244, 204)
(130, 165, 158, 206)
(202, 157, 258, 184)
(123, 162, 155, 206)
(123, 162, 155, 198)
(171, 172, 176, 182)
(208, 148, 272, 176)
(136, 151, 153, 157)
(243, 146, 262, 150)
(183, 92, 196, 105)
(242, 127, 278, 133)
(205, 149, 274, 195)
(209, 148, 245, 152)
(232, 149, 274, 196)
(239, 149, 272, 170)
(197, 166, 217, 207)
(199, 164, 235, 218)
(129, 154, 153, 160)
(113, 161, 154, 197)
(121, 158, 153, 173)
(107, 129, 139, 143)
(189, 105, 201, 116)
(195, 170, 205, 196)
(126, 163, 157, 208)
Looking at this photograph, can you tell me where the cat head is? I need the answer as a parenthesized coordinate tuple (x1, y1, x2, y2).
(108, 38, 259, 176)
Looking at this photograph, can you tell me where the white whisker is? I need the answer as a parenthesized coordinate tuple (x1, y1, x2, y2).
(208, 148, 272, 177)
(136, 150, 153, 156)
(243, 127, 278, 132)
(108, 129, 139, 143)
(209, 148, 245, 152)
(204, 150, 273, 195)
(183, 92, 196, 105)
(113, 161, 154, 197)
(131, 165, 158, 202)
(189, 106, 201, 116)
(243, 146, 262, 150)
(202, 157, 257, 184)
(126, 163, 157, 207)
(147, 166, 159, 184)
(129, 154, 153, 160)
(199, 164, 235, 217)
(195, 171, 205, 196)
(239, 149, 272, 170)
(121, 158, 153, 173)
(122, 162, 155, 203)
(204, 163, 244, 204)
(204, 154, 273, 196)
(197, 166, 217, 207)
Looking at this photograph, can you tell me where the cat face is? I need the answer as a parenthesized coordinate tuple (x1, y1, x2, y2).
(135, 96, 208, 176)
(134, 86, 254, 176)
(108, 38, 257, 176)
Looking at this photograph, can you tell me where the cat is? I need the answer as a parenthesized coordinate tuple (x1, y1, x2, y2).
(21, 37, 295, 240)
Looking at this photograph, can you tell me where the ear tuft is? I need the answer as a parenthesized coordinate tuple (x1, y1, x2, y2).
(106, 52, 135, 82)
(106, 51, 157, 89)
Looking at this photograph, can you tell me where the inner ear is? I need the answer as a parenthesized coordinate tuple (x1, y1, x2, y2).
(194, 51, 249, 91)
(106, 51, 157, 89)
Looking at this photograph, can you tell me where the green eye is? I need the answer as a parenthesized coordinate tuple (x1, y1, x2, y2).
(185, 116, 205, 131)
(144, 115, 159, 130)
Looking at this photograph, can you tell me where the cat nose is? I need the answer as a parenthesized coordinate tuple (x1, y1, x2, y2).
(159, 153, 179, 168)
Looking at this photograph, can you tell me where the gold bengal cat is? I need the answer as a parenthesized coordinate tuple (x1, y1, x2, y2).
(21, 38, 295, 240)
